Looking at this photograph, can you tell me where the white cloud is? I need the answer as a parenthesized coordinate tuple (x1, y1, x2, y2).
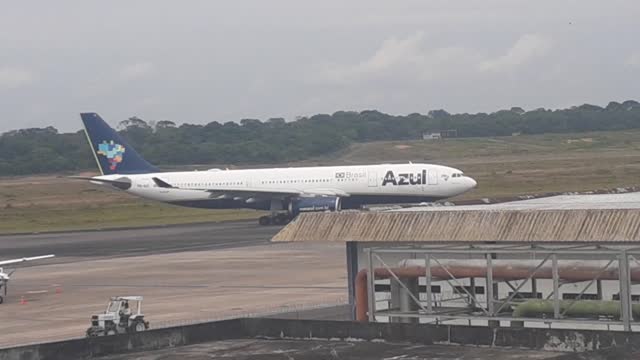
(627, 52, 640, 67)
(354, 32, 427, 74)
(314, 32, 551, 85)
(119, 62, 156, 81)
(478, 34, 552, 72)
(0, 67, 35, 89)
(315, 32, 481, 84)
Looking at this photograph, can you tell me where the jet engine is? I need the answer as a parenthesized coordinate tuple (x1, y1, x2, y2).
(288, 196, 341, 217)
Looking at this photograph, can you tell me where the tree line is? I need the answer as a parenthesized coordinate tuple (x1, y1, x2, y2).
(1, 100, 639, 176)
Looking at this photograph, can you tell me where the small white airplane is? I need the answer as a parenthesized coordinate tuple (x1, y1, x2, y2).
(0, 254, 55, 304)
(73, 113, 477, 225)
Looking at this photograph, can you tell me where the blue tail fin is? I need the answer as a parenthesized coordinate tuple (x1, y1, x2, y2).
(80, 113, 159, 175)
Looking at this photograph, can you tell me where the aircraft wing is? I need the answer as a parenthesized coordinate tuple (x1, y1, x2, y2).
(0, 255, 55, 266)
(151, 177, 350, 198)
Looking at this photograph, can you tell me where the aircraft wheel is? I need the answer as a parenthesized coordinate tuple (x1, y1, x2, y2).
(274, 214, 291, 225)
(258, 216, 271, 226)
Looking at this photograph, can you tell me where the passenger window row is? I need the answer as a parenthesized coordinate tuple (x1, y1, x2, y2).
(260, 179, 331, 185)
(177, 177, 337, 188)
(179, 182, 243, 188)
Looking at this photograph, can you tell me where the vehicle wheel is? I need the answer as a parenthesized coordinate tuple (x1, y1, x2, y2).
(0, 295, 3, 305)
(258, 216, 271, 226)
(134, 321, 146, 332)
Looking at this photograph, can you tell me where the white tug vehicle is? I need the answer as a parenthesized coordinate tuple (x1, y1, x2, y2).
(86, 296, 149, 337)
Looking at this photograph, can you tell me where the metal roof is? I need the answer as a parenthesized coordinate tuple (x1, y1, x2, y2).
(272, 193, 640, 243)
(398, 192, 640, 212)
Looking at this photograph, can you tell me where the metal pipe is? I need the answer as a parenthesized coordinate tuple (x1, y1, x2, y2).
(397, 259, 640, 282)
(513, 300, 640, 318)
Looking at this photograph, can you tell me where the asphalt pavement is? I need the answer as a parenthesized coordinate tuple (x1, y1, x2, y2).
(0, 221, 283, 260)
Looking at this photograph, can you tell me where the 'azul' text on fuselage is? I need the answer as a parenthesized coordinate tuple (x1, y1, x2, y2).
(382, 170, 426, 186)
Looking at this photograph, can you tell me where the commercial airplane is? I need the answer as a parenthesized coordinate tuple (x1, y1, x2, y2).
(73, 113, 477, 225)
(0, 254, 55, 304)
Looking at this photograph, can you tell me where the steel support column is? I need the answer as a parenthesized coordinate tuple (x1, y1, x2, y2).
(425, 253, 433, 313)
(619, 251, 632, 331)
(345, 241, 359, 321)
(486, 253, 494, 315)
(552, 254, 560, 319)
(366, 248, 376, 322)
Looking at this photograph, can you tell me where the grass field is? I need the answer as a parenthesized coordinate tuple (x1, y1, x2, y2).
(1, 129, 639, 234)
(306, 129, 640, 199)
(0, 176, 261, 234)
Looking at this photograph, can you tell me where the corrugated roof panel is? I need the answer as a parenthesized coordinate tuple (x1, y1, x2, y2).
(398, 192, 640, 212)
(272, 209, 640, 243)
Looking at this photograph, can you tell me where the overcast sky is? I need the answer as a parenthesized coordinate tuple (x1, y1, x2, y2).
(1, 1, 639, 133)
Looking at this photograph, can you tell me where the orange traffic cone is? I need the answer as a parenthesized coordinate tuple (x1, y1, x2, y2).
(20, 296, 27, 305)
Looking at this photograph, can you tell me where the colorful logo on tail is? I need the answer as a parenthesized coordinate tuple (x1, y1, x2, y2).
(97, 141, 126, 171)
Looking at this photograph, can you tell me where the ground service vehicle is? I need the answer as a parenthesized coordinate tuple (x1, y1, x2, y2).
(86, 296, 149, 336)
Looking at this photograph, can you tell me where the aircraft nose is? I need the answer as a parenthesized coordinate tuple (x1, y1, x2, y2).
(468, 177, 477, 189)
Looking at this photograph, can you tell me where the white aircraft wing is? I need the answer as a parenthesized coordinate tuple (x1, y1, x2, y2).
(151, 177, 350, 198)
(0, 255, 55, 266)
(301, 188, 350, 197)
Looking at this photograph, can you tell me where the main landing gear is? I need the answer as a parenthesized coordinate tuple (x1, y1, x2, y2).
(258, 213, 292, 226)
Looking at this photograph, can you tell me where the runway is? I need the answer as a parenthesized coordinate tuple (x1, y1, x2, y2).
(0, 221, 283, 260)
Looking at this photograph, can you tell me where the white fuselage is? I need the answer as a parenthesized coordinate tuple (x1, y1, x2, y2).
(95, 163, 476, 210)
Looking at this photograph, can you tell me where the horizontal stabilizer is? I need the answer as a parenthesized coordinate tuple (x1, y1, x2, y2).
(67, 176, 132, 190)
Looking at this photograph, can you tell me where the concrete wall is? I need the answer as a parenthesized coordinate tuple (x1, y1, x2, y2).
(0, 319, 242, 360)
(243, 318, 640, 353)
(3, 318, 640, 360)
(265, 304, 352, 321)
